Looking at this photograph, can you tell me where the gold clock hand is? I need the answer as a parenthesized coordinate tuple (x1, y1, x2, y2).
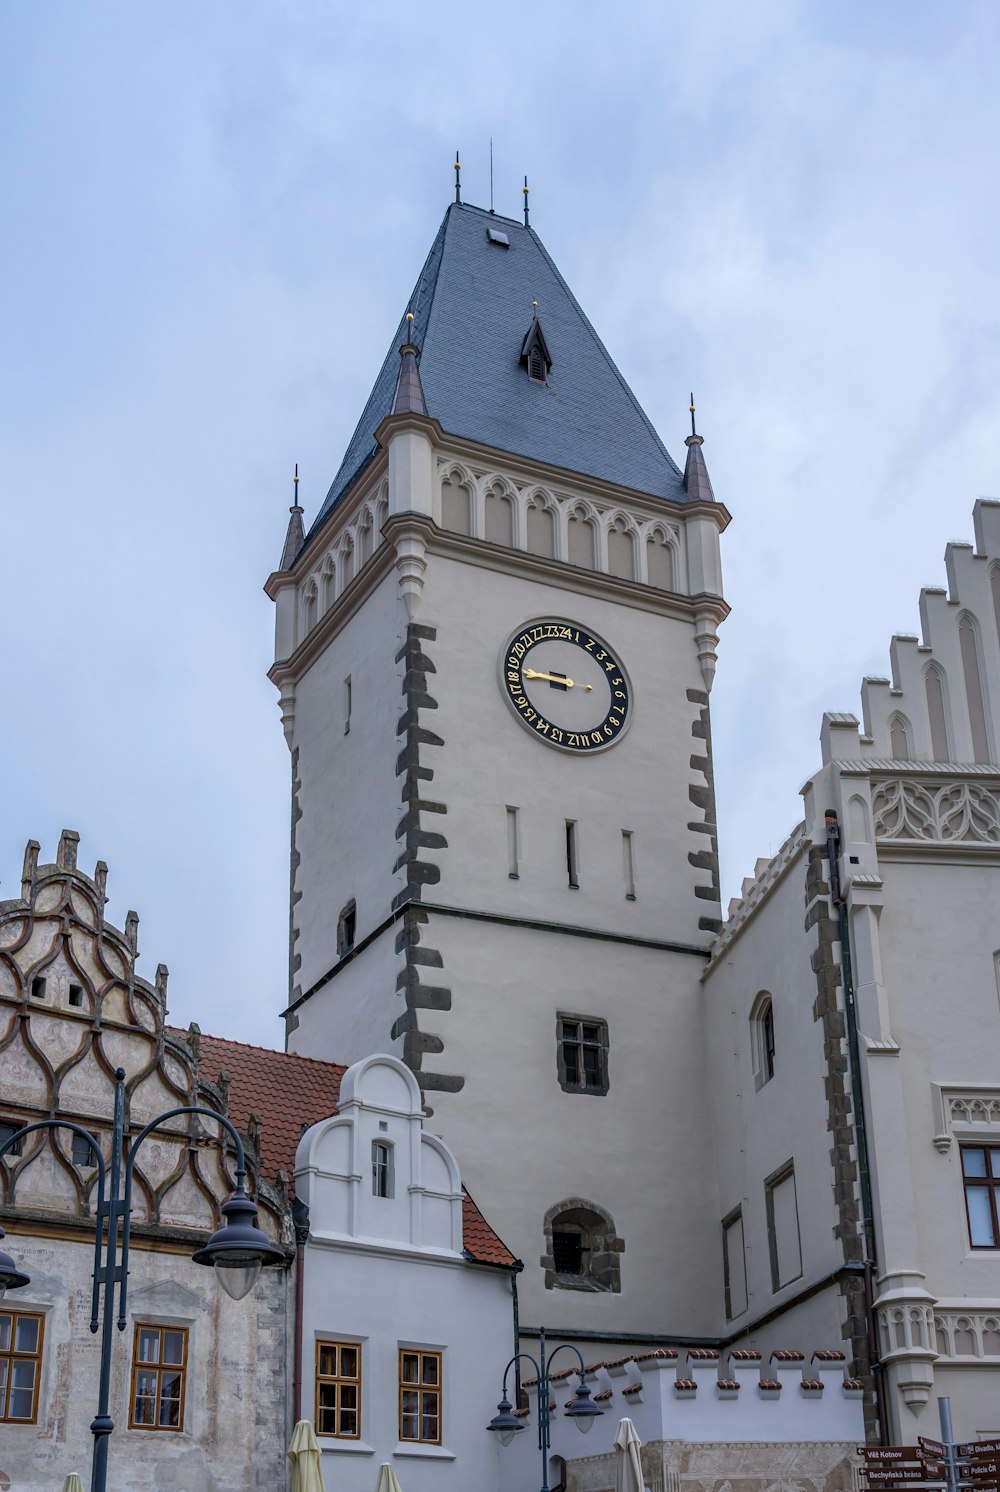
(523, 668, 593, 691)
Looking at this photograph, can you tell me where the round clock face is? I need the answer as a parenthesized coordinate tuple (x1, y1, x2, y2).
(500, 619, 632, 752)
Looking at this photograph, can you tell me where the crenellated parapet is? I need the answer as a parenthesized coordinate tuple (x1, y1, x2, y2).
(824, 499, 1000, 768)
(0, 833, 292, 1249)
(506, 1347, 863, 1492)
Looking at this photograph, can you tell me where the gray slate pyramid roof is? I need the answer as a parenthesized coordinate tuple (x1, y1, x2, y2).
(310, 202, 688, 539)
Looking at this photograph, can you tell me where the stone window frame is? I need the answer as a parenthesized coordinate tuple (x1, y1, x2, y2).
(556, 1013, 610, 1097)
(960, 1143, 1000, 1249)
(128, 1321, 190, 1432)
(541, 1198, 623, 1293)
(749, 990, 775, 1090)
(337, 901, 357, 957)
(764, 1160, 803, 1293)
(721, 1205, 748, 1321)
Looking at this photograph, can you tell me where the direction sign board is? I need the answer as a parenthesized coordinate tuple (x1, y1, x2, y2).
(921, 1442, 948, 1461)
(961, 1447, 1000, 1460)
(861, 1469, 933, 1483)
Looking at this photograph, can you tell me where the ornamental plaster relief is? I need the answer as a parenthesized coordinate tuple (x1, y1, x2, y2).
(566, 1440, 858, 1492)
(934, 1306, 1000, 1361)
(930, 1083, 1000, 1152)
(871, 778, 1000, 843)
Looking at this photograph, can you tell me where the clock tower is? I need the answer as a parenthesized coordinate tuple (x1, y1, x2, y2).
(266, 200, 730, 1337)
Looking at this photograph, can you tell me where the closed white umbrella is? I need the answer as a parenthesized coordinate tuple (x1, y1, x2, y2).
(61, 1477, 85, 1492)
(613, 1417, 644, 1492)
(287, 1419, 327, 1492)
(374, 1464, 403, 1492)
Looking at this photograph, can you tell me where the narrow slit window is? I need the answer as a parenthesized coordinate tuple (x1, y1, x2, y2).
(566, 821, 579, 889)
(337, 901, 357, 957)
(622, 830, 636, 900)
(68, 984, 83, 1008)
(506, 807, 520, 879)
(372, 1140, 393, 1198)
(344, 676, 352, 735)
(0, 1122, 24, 1158)
(30, 977, 46, 1000)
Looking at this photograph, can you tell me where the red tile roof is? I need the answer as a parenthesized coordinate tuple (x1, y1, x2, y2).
(170, 1028, 516, 1269)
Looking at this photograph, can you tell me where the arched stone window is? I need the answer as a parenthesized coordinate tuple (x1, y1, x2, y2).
(889, 713, 912, 762)
(526, 500, 555, 558)
(567, 511, 595, 569)
(485, 486, 515, 548)
(749, 991, 774, 1089)
(646, 533, 674, 590)
(607, 519, 635, 581)
(925, 664, 950, 761)
(441, 477, 472, 536)
(959, 613, 991, 764)
(302, 580, 318, 638)
(321, 556, 336, 613)
(358, 517, 373, 568)
(542, 1199, 623, 1293)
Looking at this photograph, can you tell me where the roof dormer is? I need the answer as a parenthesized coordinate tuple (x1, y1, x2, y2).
(520, 315, 552, 385)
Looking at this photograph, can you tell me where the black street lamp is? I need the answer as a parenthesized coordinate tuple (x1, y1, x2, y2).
(0, 1067, 285, 1492)
(487, 1327, 603, 1492)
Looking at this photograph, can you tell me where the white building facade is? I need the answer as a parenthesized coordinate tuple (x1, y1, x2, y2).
(294, 1053, 516, 1492)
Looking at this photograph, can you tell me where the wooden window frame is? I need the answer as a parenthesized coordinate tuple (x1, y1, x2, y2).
(962, 1144, 1000, 1249)
(315, 1339, 362, 1440)
(557, 1014, 609, 1096)
(372, 1140, 393, 1199)
(0, 1308, 44, 1424)
(128, 1323, 189, 1432)
(398, 1348, 442, 1445)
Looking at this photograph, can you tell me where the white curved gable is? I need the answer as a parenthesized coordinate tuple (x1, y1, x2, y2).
(294, 1053, 464, 1255)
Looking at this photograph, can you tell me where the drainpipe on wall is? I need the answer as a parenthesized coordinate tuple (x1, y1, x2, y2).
(825, 812, 889, 1444)
(292, 1196, 310, 1424)
(510, 1260, 525, 1403)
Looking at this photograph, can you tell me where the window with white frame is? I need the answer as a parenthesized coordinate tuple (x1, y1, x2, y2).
(372, 1140, 393, 1199)
(750, 991, 775, 1089)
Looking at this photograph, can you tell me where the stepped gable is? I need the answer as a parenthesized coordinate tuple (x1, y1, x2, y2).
(823, 498, 1000, 767)
(311, 201, 688, 538)
(175, 1029, 516, 1266)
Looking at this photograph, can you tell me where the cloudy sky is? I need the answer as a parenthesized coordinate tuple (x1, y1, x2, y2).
(2, 1, 998, 1048)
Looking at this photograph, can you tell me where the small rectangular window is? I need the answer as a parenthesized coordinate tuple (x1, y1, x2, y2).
(506, 806, 520, 879)
(344, 676, 352, 735)
(552, 1230, 583, 1274)
(316, 1340, 361, 1439)
(962, 1145, 1000, 1248)
(372, 1140, 393, 1198)
(71, 1132, 94, 1167)
(0, 1309, 44, 1423)
(68, 984, 83, 1008)
(129, 1324, 188, 1431)
(765, 1163, 802, 1291)
(399, 1349, 442, 1444)
(722, 1207, 748, 1319)
(0, 1122, 24, 1158)
(30, 977, 46, 1001)
(565, 821, 579, 889)
(557, 1015, 609, 1095)
(622, 830, 636, 900)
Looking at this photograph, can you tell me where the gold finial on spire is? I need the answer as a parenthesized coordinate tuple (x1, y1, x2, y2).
(689, 392, 697, 438)
(454, 150, 462, 204)
(291, 462, 302, 514)
(523, 174, 530, 228)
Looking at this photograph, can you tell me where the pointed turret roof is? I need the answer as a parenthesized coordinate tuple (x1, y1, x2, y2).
(278, 466, 306, 570)
(310, 203, 691, 538)
(683, 434, 715, 503)
(391, 332, 428, 416)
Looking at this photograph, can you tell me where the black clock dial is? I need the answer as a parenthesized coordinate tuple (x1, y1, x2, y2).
(500, 619, 632, 753)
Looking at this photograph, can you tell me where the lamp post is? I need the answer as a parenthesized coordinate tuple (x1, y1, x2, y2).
(487, 1328, 603, 1492)
(0, 1066, 285, 1492)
